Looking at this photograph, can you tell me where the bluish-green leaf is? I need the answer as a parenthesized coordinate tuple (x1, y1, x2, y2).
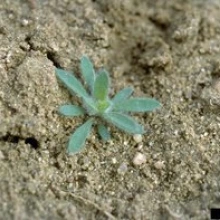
(58, 104, 85, 116)
(80, 56, 95, 92)
(97, 124, 111, 141)
(93, 69, 110, 101)
(55, 68, 89, 100)
(67, 118, 94, 155)
(103, 113, 144, 134)
(112, 87, 133, 103)
(114, 98, 161, 112)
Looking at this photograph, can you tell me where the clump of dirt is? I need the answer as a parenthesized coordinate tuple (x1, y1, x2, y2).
(1, 0, 220, 219)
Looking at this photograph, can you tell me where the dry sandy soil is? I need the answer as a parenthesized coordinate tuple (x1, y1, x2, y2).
(1, 0, 220, 219)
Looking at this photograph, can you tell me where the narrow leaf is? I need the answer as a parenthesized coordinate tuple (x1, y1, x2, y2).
(114, 98, 161, 112)
(80, 56, 95, 92)
(55, 68, 89, 100)
(97, 124, 111, 141)
(103, 113, 144, 134)
(58, 104, 85, 116)
(93, 69, 110, 101)
(112, 87, 133, 103)
(67, 118, 94, 155)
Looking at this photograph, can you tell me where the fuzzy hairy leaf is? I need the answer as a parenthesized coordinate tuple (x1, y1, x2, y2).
(68, 118, 94, 155)
(58, 104, 85, 116)
(114, 98, 161, 112)
(103, 112, 144, 134)
(93, 69, 110, 101)
(97, 124, 111, 141)
(80, 56, 95, 92)
(112, 87, 133, 103)
(56, 68, 89, 100)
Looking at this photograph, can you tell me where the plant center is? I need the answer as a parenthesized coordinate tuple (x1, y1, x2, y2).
(96, 100, 110, 113)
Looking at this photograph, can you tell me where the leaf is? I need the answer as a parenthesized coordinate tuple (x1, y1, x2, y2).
(114, 98, 161, 112)
(112, 87, 133, 103)
(55, 68, 89, 101)
(67, 118, 94, 155)
(80, 56, 95, 92)
(93, 69, 110, 101)
(58, 104, 85, 116)
(103, 112, 144, 134)
(97, 124, 111, 141)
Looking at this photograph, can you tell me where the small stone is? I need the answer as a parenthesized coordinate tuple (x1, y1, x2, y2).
(212, 79, 220, 93)
(154, 161, 165, 170)
(21, 19, 29, 26)
(112, 157, 117, 164)
(133, 134, 143, 143)
(117, 162, 128, 174)
(123, 141, 128, 146)
(137, 143, 143, 150)
(0, 151, 5, 159)
(133, 152, 146, 165)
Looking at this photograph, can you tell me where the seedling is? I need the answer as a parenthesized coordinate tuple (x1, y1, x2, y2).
(56, 56, 161, 155)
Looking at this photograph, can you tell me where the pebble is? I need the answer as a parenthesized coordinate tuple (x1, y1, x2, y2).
(117, 162, 128, 174)
(0, 151, 5, 159)
(213, 79, 220, 93)
(112, 157, 117, 164)
(21, 19, 29, 26)
(154, 161, 165, 170)
(133, 134, 143, 143)
(133, 152, 146, 165)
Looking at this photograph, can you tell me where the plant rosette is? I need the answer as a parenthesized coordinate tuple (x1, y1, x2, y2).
(56, 56, 161, 155)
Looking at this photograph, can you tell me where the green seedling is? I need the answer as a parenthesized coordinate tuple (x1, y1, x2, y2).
(56, 56, 161, 155)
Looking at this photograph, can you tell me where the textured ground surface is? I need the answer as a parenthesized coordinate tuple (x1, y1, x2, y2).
(0, 0, 220, 219)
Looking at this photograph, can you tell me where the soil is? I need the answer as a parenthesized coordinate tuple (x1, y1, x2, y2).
(1, 0, 220, 219)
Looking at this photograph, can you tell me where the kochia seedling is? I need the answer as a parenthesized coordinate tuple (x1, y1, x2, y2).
(56, 56, 161, 155)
